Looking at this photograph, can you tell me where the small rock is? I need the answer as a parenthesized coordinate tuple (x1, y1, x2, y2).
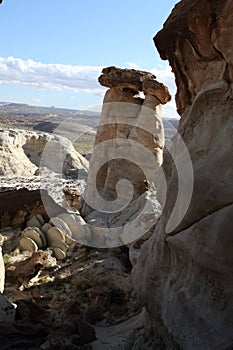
(26, 215, 42, 229)
(22, 227, 44, 249)
(36, 214, 45, 226)
(51, 240, 69, 252)
(41, 222, 52, 234)
(52, 247, 66, 261)
(45, 227, 65, 246)
(19, 237, 38, 252)
(50, 217, 72, 237)
(63, 187, 81, 208)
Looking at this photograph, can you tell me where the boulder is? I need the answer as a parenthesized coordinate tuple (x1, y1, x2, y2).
(142, 79, 171, 104)
(0, 128, 88, 176)
(98, 66, 156, 91)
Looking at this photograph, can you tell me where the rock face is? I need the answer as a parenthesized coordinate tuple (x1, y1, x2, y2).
(154, 0, 233, 116)
(0, 247, 4, 294)
(0, 188, 65, 228)
(81, 67, 170, 218)
(0, 128, 88, 176)
(132, 2, 233, 350)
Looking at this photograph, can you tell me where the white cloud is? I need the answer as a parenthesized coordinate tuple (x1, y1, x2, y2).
(126, 62, 141, 69)
(0, 56, 179, 117)
(151, 65, 176, 96)
(0, 56, 105, 96)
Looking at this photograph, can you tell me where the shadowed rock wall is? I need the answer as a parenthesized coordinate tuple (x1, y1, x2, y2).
(132, 1, 233, 349)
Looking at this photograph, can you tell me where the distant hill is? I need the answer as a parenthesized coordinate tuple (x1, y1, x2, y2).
(0, 101, 179, 153)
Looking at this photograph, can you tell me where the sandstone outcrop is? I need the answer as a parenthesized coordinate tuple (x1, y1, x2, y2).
(132, 2, 233, 350)
(0, 128, 88, 176)
(154, 0, 233, 116)
(99, 66, 171, 104)
(81, 67, 170, 224)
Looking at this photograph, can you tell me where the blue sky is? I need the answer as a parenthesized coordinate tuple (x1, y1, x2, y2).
(0, 0, 179, 117)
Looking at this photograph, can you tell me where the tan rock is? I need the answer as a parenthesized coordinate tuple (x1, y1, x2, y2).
(99, 66, 155, 91)
(142, 79, 171, 104)
(132, 3, 233, 348)
(36, 214, 45, 226)
(49, 217, 72, 237)
(57, 213, 92, 244)
(46, 227, 65, 246)
(42, 222, 52, 234)
(22, 227, 44, 249)
(51, 240, 69, 252)
(80, 71, 169, 217)
(52, 247, 66, 261)
(154, 0, 233, 115)
(19, 237, 38, 253)
(0, 128, 88, 176)
(26, 216, 42, 229)
(38, 230, 47, 248)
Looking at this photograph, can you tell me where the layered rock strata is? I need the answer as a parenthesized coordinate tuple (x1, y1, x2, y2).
(132, 1, 233, 349)
(81, 67, 171, 216)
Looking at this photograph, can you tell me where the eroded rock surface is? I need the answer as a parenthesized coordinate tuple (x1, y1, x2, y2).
(132, 2, 233, 350)
(0, 129, 88, 176)
(81, 67, 170, 221)
(154, 0, 233, 116)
